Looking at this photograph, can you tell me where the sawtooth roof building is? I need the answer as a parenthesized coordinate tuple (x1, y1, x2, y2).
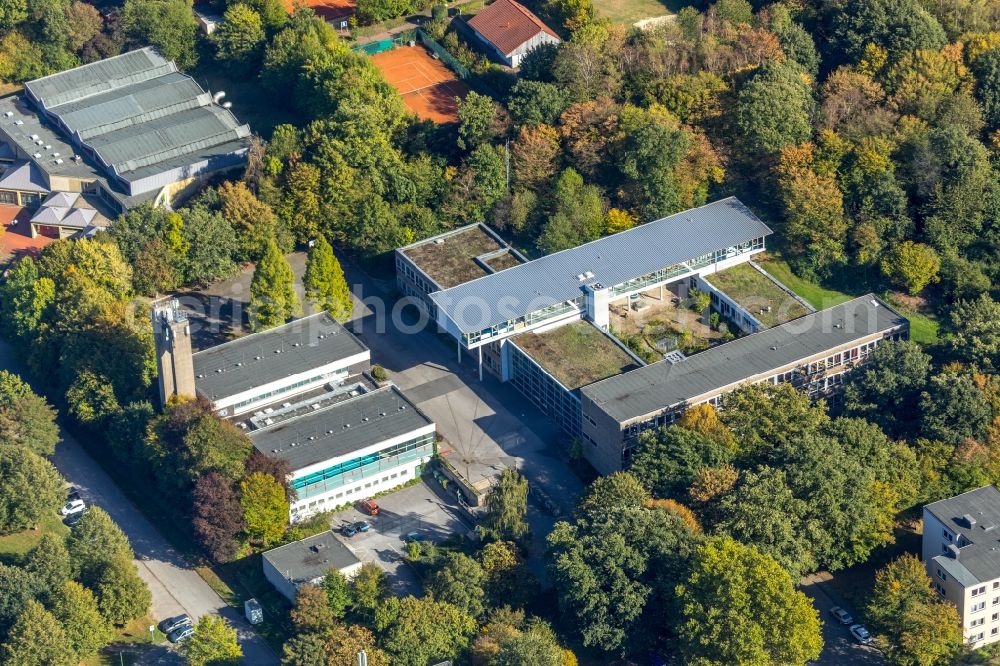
(0, 47, 251, 219)
(396, 197, 910, 474)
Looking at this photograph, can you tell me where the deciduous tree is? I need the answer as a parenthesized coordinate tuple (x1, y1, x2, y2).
(240, 471, 288, 546)
(49, 580, 115, 661)
(0, 370, 58, 455)
(375, 596, 477, 666)
(479, 467, 530, 543)
(0, 600, 75, 666)
(182, 615, 243, 666)
(95, 555, 152, 625)
(0, 445, 63, 534)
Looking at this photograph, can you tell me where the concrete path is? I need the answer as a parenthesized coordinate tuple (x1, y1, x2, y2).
(0, 339, 278, 665)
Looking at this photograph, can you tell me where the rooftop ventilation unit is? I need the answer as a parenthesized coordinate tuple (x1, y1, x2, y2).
(576, 273, 586, 282)
(433, 238, 445, 244)
(3, 111, 11, 118)
(32, 153, 40, 158)
(52, 152, 58, 157)
(14, 120, 23, 125)
(29, 134, 38, 140)
(44, 145, 50, 150)
(584, 271, 595, 279)
(54, 158, 62, 164)
(947, 543, 961, 559)
(962, 514, 978, 528)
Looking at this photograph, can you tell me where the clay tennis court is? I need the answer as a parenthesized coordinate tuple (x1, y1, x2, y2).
(370, 45, 470, 123)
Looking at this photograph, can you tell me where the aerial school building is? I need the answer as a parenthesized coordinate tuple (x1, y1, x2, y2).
(152, 304, 436, 521)
(396, 197, 910, 474)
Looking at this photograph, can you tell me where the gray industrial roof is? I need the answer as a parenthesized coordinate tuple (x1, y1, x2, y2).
(193, 313, 368, 401)
(249, 385, 434, 469)
(0, 161, 48, 192)
(429, 198, 772, 334)
(581, 295, 908, 423)
(927, 486, 1000, 586)
(11, 47, 250, 195)
(263, 531, 361, 584)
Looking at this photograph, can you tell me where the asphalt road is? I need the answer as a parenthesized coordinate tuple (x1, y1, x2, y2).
(800, 574, 887, 666)
(0, 339, 278, 665)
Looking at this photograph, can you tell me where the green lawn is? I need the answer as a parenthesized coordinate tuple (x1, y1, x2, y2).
(882, 294, 940, 345)
(0, 513, 69, 562)
(594, 0, 683, 25)
(706, 262, 811, 327)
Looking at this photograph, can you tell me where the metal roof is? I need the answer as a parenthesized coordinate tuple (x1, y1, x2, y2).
(262, 531, 361, 584)
(248, 384, 434, 470)
(429, 198, 772, 333)
(193, 312, 368, 401)
(0, 160, 48, 192)
(581, 295, 908, 423)
(25, 48, 177, 109)
(926, 486, 1000, 586)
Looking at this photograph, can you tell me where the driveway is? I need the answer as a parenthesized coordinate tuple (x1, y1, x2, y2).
(330, 481, 474, 596)
(0, 339, 278, 665)
(800, 574, 887, 665)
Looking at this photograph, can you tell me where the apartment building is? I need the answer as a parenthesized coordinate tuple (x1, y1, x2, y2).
(923, 486, 1000, 648)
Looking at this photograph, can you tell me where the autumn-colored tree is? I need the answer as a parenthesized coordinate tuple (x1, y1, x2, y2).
(240, 471, 288, 546)
(512, 124, 561, 191)
(881, 241, 942, 294)
(604, 208, 636, 235)
(676, 403, 736, 449)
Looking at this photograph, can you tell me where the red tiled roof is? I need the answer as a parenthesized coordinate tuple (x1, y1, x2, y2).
(467, 0, 560, 57)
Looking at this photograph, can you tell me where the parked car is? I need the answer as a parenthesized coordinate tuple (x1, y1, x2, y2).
(341, 523, 358, 538)
(360, 499, 379, 516)
(60, 499, 85, 516)
(354, 520, 371, 533)
(64, 510, 86, 526)
(66, 486, 80, 502)
(849, 624, 873, 645)
(404, 531, 425, 544)
(158, 614, 191, 635)
(830, 606, 853, 625)
(167, 625, 194, 643)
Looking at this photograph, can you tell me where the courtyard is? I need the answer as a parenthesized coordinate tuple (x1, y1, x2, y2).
(609, 283, 726, 361)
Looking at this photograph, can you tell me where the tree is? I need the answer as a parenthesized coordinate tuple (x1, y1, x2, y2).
(0, 370, 59, 455)
(304, 236, 352, 322)
(427, 552, 487, 619)
(180, 205, 238, 285)
(512, 124, 561, 191)
(249, 238, 300, 332)
(375, 596, 477, 666)
(283, 624, 389, 666)
(457, 91, 503, 150)
(506, 80, 571, 127)
(973, 46, 1000, 129)
(121, 0, 198, 68)
(919, 372, 992, 445)
(49, 581, 115, 662)
(23, 533, 70, 599)
(720, 383, 828, 462)
(630, 426, 733, 500)
(0, 257, 54, 342)
(950, 294, 1000, 372)
(845, 341, 931, 438)
(290, 584, 334, 633)
(217, 181, 284, 262)
(830, 0, 947, 65)
(0, 0, 26, 30)
(65, 1, 102, 52)
(95, 555, 152, 625)
(735, 61, 814, 158)
(867, 554, 962, 666)
(192, 472, 245, 562)
(0, 563, 37, 637)
(322, 569, 351, 619)
(479, 541, 536, 610)
(537, 168, 604, 254)
(576, 471, 649, 515)
(881, 241, 941, 295)
(182, 615, 243, 666)
(479, 467, 529, 543)
(541, 0, 593, 32)
(213, 3, 264, 68)
(66, 507, 133, 586)
(240, 471, 288, 546)
(493, 620, 567, 666)
(0, 600, 75, 666)
(675, 537, 822, 665)
(0, 31, 48, 83)
(676, 403, 736, 449)
(350, 562, 387, 623)
(0, 445, 63, 534)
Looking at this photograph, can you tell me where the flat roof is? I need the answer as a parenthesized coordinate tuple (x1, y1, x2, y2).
(401, 224, 510, 289)
(927, 486, 1000, 586)
(512, 320, 641, 391)
(430, 198, 772, 334)
(248, 384, 434, 469)
(582, 295, 908, 423)
(263, 531, 360, 583)
(705, 262, 811, 327)
(193, 312, 368, 401)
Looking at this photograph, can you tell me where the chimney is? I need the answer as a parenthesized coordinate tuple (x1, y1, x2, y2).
(962, 514, 978, 529)
(151, 299, 196, 407)
(947, 543, 961, 559)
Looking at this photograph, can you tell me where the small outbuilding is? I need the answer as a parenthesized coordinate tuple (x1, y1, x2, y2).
(262, 530, 363, 603)
(466, 0, 561, 68)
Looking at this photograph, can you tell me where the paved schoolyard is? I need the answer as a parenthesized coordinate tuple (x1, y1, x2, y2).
(329, 481, 475, 596)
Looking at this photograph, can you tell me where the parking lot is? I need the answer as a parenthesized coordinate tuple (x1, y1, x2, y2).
(800, 574, 886, 665)
(329, 481, 475, 596)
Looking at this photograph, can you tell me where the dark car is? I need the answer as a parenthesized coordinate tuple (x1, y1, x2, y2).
(167, 625, 194, 643)
(159, 614, 191, 635)
(341, 523, 358, 538)
(66, 486, 80, 502)
(404, 531, 425, 544)
(354, 520, 371, 533)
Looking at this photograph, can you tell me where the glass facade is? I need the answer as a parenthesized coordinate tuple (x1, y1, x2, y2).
(291, 431, 435, 500)
(231, 369, 346, 413)
(509, 343, 582, 437)
(462, 297, 585, 347)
